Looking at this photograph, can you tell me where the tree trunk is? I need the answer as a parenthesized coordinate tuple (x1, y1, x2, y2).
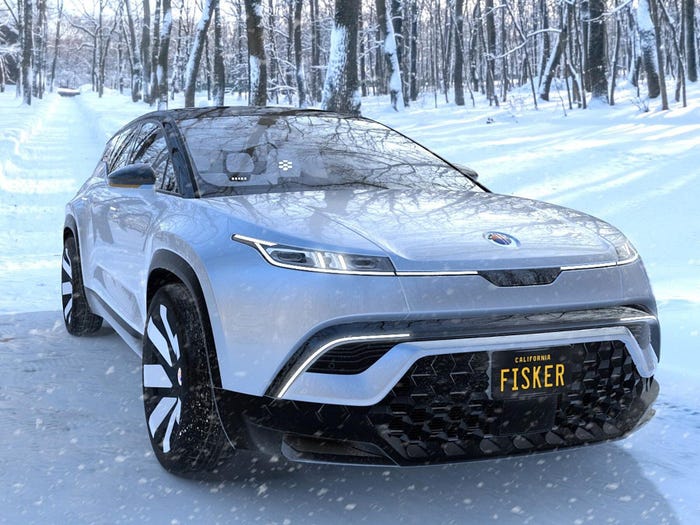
(648, 0, 668, 108)
(293, 0, 307, 107)
(309, 0, 322, 102)
(21, 0, 33, 105)
(409, 0, 418, 101)
(183, 0, 216, 107)
(470, 3, 480, 92)
(392, 0, 409, 105)
(170, 10, 183, 100)
(609, 17, 621, 105)
(141, 0, 152, 103)
(540, 16, 568, 101)
(377, 0, 405, 110)
(150, 0, 162, 103)
(454, 0, 465, 105)
(124, 0, 142, 101)
(48, 0, 63, 92)
(212, 0, 225, 106)
(359, 7, 368, 97)
(244, 0, 267, 105)
(321, 0, 361, 115)
(156, 0, 172, 109)
(34, 0, 47, 98)
(484, 0, 497, 105)
(586, 0, 608, 101)
(638, 0, 660, 97)
(684, 0, 697, 81)
(538, 0, 551, 81)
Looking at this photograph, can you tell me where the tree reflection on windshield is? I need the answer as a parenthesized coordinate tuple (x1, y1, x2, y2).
(177, 114, 479, 197)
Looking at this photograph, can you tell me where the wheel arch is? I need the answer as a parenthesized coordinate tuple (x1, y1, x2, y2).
(63, 214, 78, 245)
(148, 250, 222, 388)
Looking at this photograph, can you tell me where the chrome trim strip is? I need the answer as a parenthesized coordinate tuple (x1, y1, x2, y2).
(395, 270, 479, 276)
(561, 253, 639, 271)
(232, 233, 276, 247)
(560, 261, 617, 271)
(234, 235, 638, 276)
(276, 333, 412, 398)
(279, 327, 658, 406)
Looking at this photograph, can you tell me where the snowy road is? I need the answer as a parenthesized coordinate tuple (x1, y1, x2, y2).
(1, 311, 697, 524)
(1, 89, 699, 524)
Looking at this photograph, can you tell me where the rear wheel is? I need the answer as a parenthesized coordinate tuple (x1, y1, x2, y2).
(61, 235, 103, 335)
(142, 283, 235, 475)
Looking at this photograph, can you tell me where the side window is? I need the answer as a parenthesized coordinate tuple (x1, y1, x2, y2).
(106, 127, 136, 173)
(131, 122, 161, 163)
(131, 122, 179, 194)
(160, 159, 179, 194)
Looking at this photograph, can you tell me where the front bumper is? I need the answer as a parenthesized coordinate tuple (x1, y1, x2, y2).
(214, 307, 659, 466)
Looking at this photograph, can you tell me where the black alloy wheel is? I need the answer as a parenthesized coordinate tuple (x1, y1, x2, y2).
(61, 235, 103, 335)
(142, 283, 235, 475)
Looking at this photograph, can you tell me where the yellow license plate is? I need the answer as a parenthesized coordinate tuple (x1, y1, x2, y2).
(491, 346, 573, 400)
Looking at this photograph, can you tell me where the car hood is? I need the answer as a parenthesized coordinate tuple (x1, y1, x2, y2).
(202, 189, 619, 272)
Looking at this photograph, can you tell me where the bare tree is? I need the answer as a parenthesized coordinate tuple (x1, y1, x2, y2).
(540, 6, 568, 102)
(183, 0, 215, 107)
(156, 0, 172, 109)
(34, 0, 47, 97)
(212, 0, 224, 105)
(647, 0, 668, 108)
(585, 0, 608, 101)
(141, 0, 152, 103)
(684, 0, 697, 81)
(48, 0, 63, 91)
(123, 0, 141, 101)
(637, 0, 661, 98)
(454, 0, 465, 106)
(377, 0, 404, 110)
(292, 0, 306, 107)
(484, 0, 497, 105)
(244, 0, 267, 105)
(321, 0, 360, 115)
(408, 0, 418, 101)
(21, 0, 33, 104)
(308, 0, 321, 102)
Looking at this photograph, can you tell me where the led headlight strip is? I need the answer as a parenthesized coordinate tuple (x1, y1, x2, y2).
(232, 234, 396, 276)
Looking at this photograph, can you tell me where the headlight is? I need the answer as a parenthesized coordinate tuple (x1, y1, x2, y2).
(592, 220, 639, 265)
(566, 212, 639, 265)
(232, 234, 395, 275)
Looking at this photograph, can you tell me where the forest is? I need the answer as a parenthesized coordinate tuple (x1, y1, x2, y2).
(0, 0, 698, 114)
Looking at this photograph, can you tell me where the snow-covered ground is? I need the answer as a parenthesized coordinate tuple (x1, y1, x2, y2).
(1, 84, 699, 524)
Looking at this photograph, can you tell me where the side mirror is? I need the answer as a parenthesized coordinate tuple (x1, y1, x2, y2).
(455, 164, 479, 181)
(108, 163, 156, 188)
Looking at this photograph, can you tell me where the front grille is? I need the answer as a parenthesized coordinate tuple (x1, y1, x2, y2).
(368, 340, 650, 462)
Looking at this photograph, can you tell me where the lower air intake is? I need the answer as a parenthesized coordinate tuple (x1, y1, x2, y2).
(368, 340, 653, 462)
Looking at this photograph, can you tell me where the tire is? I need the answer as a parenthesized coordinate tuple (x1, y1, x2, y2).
(62, 235, 103, 335)
(142, 283, 235, 475)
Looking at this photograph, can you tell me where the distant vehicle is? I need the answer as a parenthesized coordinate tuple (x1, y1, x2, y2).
(57, 87, 80, 97)
(62, 107, 659, 475)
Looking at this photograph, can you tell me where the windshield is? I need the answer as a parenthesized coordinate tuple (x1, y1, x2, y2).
(177, 113, 479, 197)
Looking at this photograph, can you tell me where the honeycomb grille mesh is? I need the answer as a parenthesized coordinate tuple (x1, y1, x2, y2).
(368, 340, 647, 462)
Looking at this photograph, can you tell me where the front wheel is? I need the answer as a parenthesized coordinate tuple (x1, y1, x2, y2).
(61, 235, 102, 335)
(142, 283, 234, 475)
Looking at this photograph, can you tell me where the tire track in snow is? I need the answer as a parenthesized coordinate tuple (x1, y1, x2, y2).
(0, 93, 109, 314)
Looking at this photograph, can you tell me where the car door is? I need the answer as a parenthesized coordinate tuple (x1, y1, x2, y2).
(82, 124, 138, 304)
(99, 121, 176, 330)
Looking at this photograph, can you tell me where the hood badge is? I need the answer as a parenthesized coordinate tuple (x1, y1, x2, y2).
(485, 232, 519, 248)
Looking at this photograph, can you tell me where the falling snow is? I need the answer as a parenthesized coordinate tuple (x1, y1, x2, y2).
(1, 82, 699, 523)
